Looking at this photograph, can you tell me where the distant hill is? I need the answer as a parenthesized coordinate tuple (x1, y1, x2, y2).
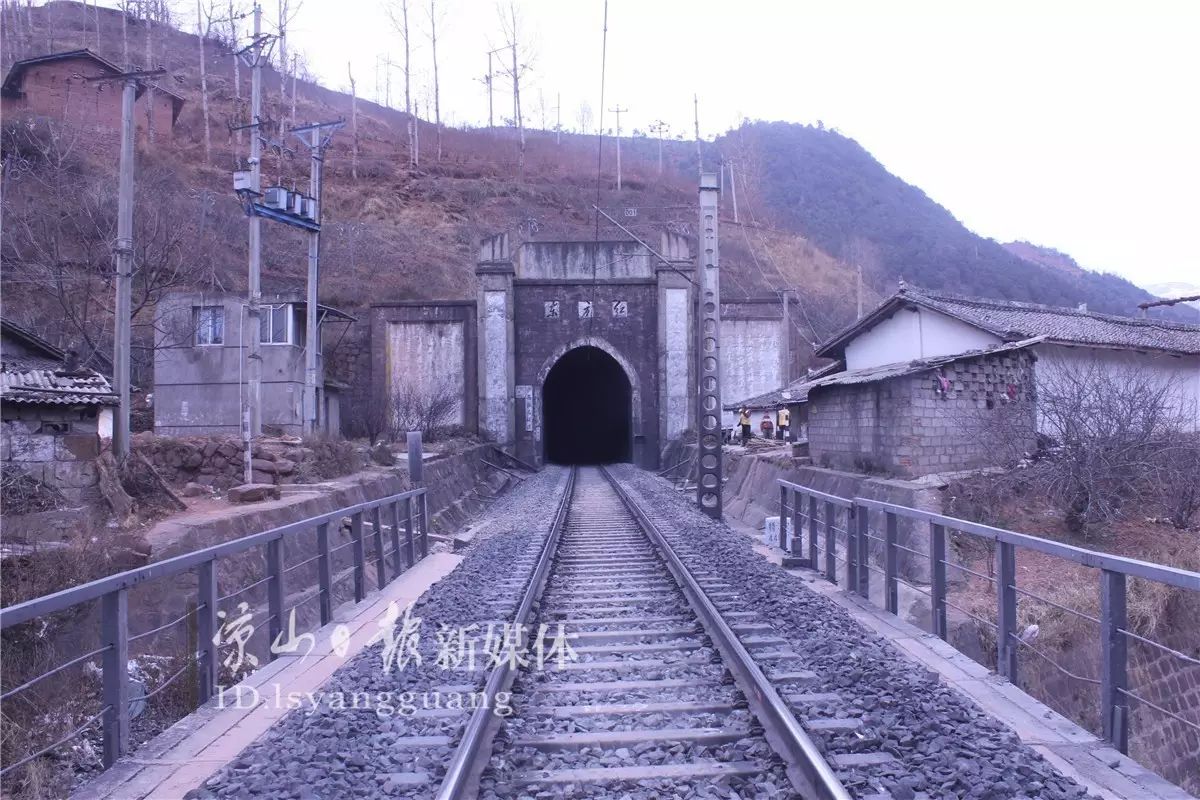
(1002, 241, 1085, 277)
(719, 122, 1198, 323)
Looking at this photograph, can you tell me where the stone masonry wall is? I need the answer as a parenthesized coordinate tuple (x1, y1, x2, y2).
(809, 349, 1036, 478)
(1, 406, 104, 504)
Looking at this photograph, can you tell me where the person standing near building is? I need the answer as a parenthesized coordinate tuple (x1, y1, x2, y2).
(760, 412, 774, 439)
(777, 406, 790, 441)
(738, 407, 752, 444)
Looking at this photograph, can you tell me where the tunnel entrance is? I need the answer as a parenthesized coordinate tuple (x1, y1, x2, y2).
(542, 346, 632, 464)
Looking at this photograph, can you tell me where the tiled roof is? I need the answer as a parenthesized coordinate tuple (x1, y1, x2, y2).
(817, 286, 1200, 358)
(0, 364, 117, 406)
(726, 362, 841, 410)
(732, 339, 1042, 409)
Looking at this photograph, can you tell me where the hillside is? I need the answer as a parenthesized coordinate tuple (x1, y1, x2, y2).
(2, 1, 1191, 389)
(721, 121, 1198, 323)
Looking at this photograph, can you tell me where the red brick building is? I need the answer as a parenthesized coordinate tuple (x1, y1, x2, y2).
(1, 50, 184, 140)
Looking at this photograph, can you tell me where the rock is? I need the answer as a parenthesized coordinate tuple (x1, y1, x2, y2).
(272, 458, 296, 475)
(184, 450, 204, 469)
(227, 483, 280, 503)
(370, 444, 394, 466)
(217, 442, 240, 459)
(251, 458, 277, 473)
(202, 441, 220, 459)
(251, 470, 276, 485)
(181, 482, 209, 497)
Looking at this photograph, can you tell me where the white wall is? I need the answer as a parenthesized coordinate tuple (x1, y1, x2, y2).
(386, 320, 466, 425)
(721, 319, 782, 426)
(1034, 344, 1200, 432)
(844, 307, 1001, 370)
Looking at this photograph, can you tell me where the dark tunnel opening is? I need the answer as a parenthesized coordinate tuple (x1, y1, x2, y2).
(542, 346, 632, 465)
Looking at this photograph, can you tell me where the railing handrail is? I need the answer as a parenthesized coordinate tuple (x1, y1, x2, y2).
(0, 485, 428, 629)
(855, 496, 1200, 591)
(778, 481, 1200, 591)
(777, 479, 855, 509)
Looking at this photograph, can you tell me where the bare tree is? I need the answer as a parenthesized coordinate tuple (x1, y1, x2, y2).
(385, 0, 415, 166)
(347, 62, 359, 180)
(496, 1, 533, 172)
(576, 100, 592, 135)
(227, 0, 243, 145)
(426, 0, 443, 161)
(196, 0, 219, 165)
(0, 120, 229, 382)
(389, 379, 459, 441)
(275, 0, 302, 135)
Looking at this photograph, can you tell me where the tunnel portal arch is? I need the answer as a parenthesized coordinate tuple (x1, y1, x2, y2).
(536, 338, 641, 465)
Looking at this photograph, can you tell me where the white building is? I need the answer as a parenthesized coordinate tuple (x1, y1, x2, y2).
(814, 286, 1200, 431)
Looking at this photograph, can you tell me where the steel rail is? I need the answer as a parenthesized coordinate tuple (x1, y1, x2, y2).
(435, 466, 577, 800)
(601, 467, 852, 800)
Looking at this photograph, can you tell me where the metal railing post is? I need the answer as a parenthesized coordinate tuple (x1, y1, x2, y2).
(197, 559, 218, 703)
(266, 537, 284, 658)
(778, 485, 788, 550)
(846, 504, 858, 588)
(404, 497, 416, 568)
(101, 587, 129, 767)
(316, 522, 332, 625)
(407, 432, 428, 560)
(884, 511, 899, 615)
(930, 523, 948, 639)
(824, 501, 837, 583)
(790, 490, 804, 561)
(856, 503, 870, 598)
(808, 496, 818, 569)
(996, 541, 1018, 682)
(1101, 569, 1129, 753)
(390, 501, 403, 578)
(419, 490, 430, 559)
(371, 506, 387, 590)
(351, 511, 366, 602)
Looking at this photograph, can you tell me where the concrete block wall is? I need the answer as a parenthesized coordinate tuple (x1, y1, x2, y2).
(809, 350, 1036, 478)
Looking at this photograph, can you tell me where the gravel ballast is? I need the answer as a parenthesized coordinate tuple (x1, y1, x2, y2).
(187, 466, 570, 799)
(609, 463, 1097, 800)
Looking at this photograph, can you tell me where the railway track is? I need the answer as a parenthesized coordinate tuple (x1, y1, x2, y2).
(436, 466, 849, 799)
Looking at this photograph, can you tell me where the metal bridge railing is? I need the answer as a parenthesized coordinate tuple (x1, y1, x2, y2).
(0, 433, 432, 779)
(777, 478, 1200, 756)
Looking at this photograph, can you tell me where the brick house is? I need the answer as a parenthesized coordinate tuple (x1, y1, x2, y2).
(1, 319, 116, 504)
(1, 50, 184, 141)
(732, 286, 1200, 478)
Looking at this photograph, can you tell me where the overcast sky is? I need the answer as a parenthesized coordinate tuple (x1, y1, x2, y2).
(277, 0, 1199, 288)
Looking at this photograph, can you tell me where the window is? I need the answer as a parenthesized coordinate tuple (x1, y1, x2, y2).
(260, 304, 292, 344)
(195, 305, 224, 345)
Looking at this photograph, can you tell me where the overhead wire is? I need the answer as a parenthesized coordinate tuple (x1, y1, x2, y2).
(587, 0, 610, 344)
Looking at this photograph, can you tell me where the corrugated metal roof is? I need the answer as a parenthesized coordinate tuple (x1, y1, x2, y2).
(0, 365, 117, 406)
(817, 286, 1200, 358)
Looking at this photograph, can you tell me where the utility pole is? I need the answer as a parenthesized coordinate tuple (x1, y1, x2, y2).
(485, 52, 493, 129)
(729, 159, 739, 223)
(779, 289, 791, 383)
(84, 65, 165, 460)
(857, 264, 864, 318)
(290, 119, 345, 435)
(608, 104, 627, 190)
(554, 91, 561, 144)
(693, 94, 702, 178)
(231, 4, 274, 482)
(696, 173, 722, 519)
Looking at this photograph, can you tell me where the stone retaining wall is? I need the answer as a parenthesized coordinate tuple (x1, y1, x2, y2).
(132, 432, 359, 489)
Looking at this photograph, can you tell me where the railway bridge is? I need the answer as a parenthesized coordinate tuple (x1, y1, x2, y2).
(2, 445, 1197, 800)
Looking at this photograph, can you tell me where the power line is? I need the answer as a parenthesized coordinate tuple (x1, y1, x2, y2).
(588, 0, 609, 341)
